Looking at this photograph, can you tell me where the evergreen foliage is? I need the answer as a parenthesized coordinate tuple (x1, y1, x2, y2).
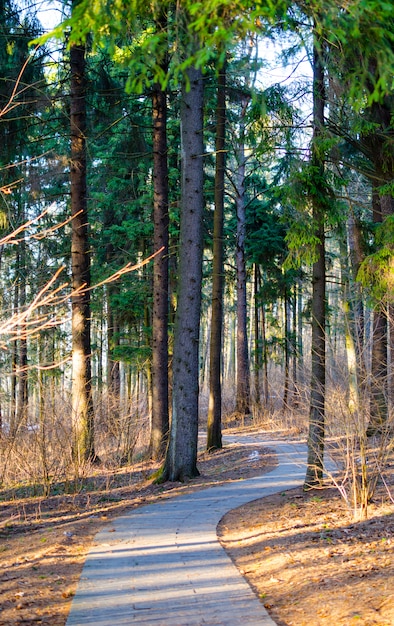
(0, 0, 392, 488)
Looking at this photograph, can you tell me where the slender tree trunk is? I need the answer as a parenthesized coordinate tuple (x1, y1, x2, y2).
(207, 61, 226, 451)
(297, 277, 304, 381)
(16, 256, 28, 427)
(369, 306, 387, 432)
(340, 235, 359, 413)
(144, 291, 153, 420)
(254, 264, 261, 405)
(362, 96, 394, 433)
(161, 65, 204, 481)
(367, 187, 389, 434)
(150, 23, 170, 458)
(226, 306, 236, 386)
(261, 297, 269, 405)
(347, 210, 365, 391)
(104, 205, 120, 407)
(235, 95, 251, 416)
(15, 198, 28, 428)
(389, 303, 394, 409)
(70, 26, 95, 463)
(96, 307, 104, 395)
(38, 329, 45, 426)
(292, 284, 298, 404)
(199, 315, 210, 390)
(107, 288, 120, 399)
(37, 330, 50, 492)
(283, 289, 290, 410)
(381, 198, 394, 412)
(10, 256, 19, 438)
(305, 31, 326, 488)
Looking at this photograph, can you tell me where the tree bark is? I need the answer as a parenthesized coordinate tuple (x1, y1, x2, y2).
(253, 264, 261, 405)
(369, 306, 387, 431)
(361, 97, 394, 434)
(367, 186, 390, 434)
(150, 17, 170, 459)
(162, 65, 204, 481)
(283, 288, 290, 410)
(261, 299, 269, 406)
(347, 210, 365, 390)
(305, 31, 326, 488)
(292, 284, 299, 404)
(340, 234, 359, 414)
(389, 303, 394, 410)
(207, 62, 226, 451)
(16, 235, 28, 428)
(10, 252, 19, 438)
(70, 26, 95, 463)
(107, 288, 120, 399)
(235, 94, 251, 416)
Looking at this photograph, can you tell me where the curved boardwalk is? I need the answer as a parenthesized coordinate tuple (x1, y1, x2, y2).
(66, 436, 306, 625)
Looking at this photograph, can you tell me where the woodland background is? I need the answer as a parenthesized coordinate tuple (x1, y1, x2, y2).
(0, 0, 393, 519)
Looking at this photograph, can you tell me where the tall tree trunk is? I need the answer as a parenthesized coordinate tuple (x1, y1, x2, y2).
(369, 304, 387, 432)
(162, 64, 204, 481)
(207, 61, 226, 451)
(104, 206, 120, 408)
(260, 281, 269, 406)
(340, 234, 359, 414)
(367, 188, 388, 434)
(70, 24, 95, 463)
(305, 31, 326, 488)
(150, 18, 170, 458)
(292, 284, 299, 404)
(253, 264, 261, 405)
(16, 196, 28, 425)
(347, 210, 365, 391)
(297, 277, 304, 384)
(16, 232, 28, 428)
(235, 94, 251, 416)
(389, 303, 394, 409)
(144, 288, 153, 419)
(361, 96, 394, 434)
(199, 315, 210, 390)
(283, 289, 290, 409)
(10, 254, 19, 438)
(107, 287, 120, 399)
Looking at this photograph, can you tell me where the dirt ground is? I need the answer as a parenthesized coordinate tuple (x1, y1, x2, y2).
(0, 429, 393, 626)
(219, 487, 394, 626)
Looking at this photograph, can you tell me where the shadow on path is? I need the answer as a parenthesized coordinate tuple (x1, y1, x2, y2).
(66, 436, 307, 626)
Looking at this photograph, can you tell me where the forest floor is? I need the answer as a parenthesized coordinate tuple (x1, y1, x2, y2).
(0, 427, 393, 626)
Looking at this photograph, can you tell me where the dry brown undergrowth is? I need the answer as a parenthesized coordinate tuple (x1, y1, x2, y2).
(0, 429, 393, 626)
(219, 486, 394, 626)
(219, 444, 394, 626)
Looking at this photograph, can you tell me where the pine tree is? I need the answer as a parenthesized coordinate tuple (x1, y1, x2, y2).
(150, 10, 170, 459)
(304, 27, 327, 488)
(162, 61, 204, 481)
(207, 59, 226, 451)
(70, 1, 95, 462)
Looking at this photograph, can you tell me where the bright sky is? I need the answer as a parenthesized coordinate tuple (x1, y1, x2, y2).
(35, 0, 65, 31)
(33, 0, 312, 118)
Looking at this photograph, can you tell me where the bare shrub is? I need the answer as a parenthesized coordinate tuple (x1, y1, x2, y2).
(93, 390, 151, 466)
(0, 395, 73, 496)
(0, 387, 152, 498)
(324, 368, 394, 520)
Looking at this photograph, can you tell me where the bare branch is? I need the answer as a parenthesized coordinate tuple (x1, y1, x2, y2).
(0, 215, 164, 358)
(0, 46, 40, 119)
